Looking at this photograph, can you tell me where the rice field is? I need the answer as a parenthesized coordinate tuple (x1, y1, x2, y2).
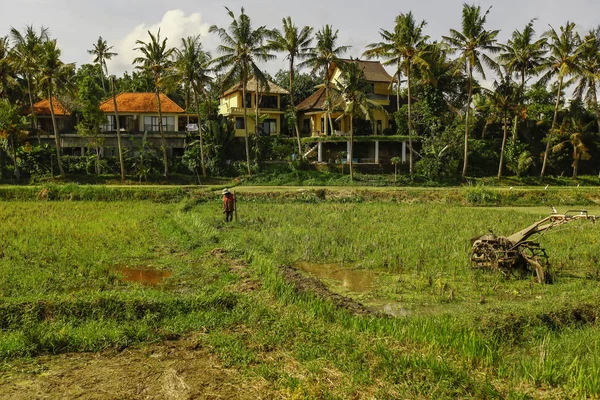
(1, 188, 600, 398)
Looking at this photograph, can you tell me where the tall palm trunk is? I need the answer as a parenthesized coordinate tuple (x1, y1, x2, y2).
(396, 62, 401, 114)
(541, 76, 564, 177)
(462, 63, 474, 178)
(255, 82, 260, 137)
(154, 85, 168, 179)
(100, 68, 106, 92)
(242, 72, 252, 176)
(111, 76, 125, 181)
(498, 110, 508, 178)
(289, 57, 302, 158)
(407, 64, 414, 179)
(48, 87, 65, 178)
(349, 116, 354, 181)
(26, 75, 40, 143)
(192, 88, 206, 177)
(592, 84, 600, 136)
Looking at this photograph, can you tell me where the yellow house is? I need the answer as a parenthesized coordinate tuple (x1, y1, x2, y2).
(218, 77, 289, 137)
(296, 59, 396, 136)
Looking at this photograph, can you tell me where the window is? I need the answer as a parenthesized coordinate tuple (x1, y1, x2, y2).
(376, 120, 382, 134)
(236, 117, 245, 129)
(302, 119, 310, 134)
(320, 117, 325, 133)
(259, 118, 277, 135)
(259, 95, 278, 109)
(245, 94, 252, 108)
(143, 116, 175, 132)
(102, 116, 116, 131)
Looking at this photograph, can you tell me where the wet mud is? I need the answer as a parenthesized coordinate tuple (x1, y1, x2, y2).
(278, 265, 375, 316)
(115, 266, 172, 286)
(295, 262, 375, 293)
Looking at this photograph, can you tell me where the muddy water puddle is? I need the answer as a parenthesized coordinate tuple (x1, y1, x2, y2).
(295, 262, 413, 317)
(115, 266, 172, 286)
(295, 262, 375, 293)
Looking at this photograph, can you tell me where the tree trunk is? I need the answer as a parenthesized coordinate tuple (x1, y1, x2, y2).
(192, 88, 206, 177)
(26, 75, 40, 144)
(349, 117, 354, 182)
(48, 87, 65, 178)
(100, 66, 106, 92)
(155, 84, 169, 179)
(498, 110, 508, 179)
(541, 76, 563, 178)
(242, 73, 251, 176)
(592, 84, 600, 138)
(407, 64, 413, 180)
(111, 76, 125, 181)
(289, 58, 302, 159)
(324, 67, 329, 136)
(462, 63, 473, 179)
(255, 82, 260, 138)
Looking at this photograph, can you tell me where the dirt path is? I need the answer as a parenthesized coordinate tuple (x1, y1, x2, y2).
(0, 337, 270, 400)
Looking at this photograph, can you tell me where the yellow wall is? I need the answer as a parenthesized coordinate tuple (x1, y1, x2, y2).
(233, 113, 282, 137)
(219, 92, 281, 116)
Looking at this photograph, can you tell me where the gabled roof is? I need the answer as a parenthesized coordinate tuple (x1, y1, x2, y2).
(99, 93, 184, 113)
(296, 86, 327, 111)
(30, 98, 69, 116)
(296, 84, 344, 112)
(331, 59, 395, 83)
(222, 77, 289, 97)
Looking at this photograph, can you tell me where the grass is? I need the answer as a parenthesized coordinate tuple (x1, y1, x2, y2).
(1, 190, 600, 398)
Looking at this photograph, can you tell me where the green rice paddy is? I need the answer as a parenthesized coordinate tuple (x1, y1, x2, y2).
(1, 187, 600, 398)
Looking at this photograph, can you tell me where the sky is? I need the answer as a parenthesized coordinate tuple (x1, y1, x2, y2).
(2, 0, 600, 81)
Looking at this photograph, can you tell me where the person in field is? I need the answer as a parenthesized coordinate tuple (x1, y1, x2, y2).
(222, 188, 235, 222)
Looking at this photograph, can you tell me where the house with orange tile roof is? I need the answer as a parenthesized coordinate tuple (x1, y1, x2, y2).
(99, 92, 186, 134)
(26, 93, 190, 157)
(27, 98, 75, 135)
(218, 76, 289, 137)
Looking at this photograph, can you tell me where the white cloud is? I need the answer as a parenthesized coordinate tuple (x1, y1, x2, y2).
(106, 9, 210, 76)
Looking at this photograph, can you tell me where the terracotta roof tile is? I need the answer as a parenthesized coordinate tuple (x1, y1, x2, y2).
(30, 98, 69, 116)
(222, 77, 289, 97)
(99, 93, 184, 113)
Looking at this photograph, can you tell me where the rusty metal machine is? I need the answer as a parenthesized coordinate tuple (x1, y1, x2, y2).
(470, 209, 597, 283)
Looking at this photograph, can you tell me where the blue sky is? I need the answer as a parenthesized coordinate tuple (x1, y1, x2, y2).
(2, 0, 600, 80)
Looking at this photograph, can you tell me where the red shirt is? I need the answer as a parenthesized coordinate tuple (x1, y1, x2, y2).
(223, 194, 235, 212)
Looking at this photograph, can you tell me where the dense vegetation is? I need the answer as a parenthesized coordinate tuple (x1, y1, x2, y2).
(1, 189, 600, 397)
(1, 5, 600, 183)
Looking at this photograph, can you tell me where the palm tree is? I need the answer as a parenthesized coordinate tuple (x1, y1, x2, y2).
(9, 25, 49, 136)
(538, 22, 584, 177)
(210, 7, 275, 176)
(333, 61, 384, 181)
(268, 17, 313, 158)
(37, 39, 74, 178)
(88, 36, 117, 92)
(497, 20, 547, 141)
(484, 72, 519, 178)
(133, 29, 175, 178)
(0, 36, 16, 100)
(443, 4, 500, 178)
(552, 118, 592, 179)
(173, 35, 213, 177)
(301, 25, 350, 136)
(574, 27, 600, 135)
(364, 12, 429, 179)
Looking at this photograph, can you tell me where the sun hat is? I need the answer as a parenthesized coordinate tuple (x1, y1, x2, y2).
(222, 188, 230, 194)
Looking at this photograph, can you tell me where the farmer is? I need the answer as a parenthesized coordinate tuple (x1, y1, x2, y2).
(222, 188, 235, 222)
